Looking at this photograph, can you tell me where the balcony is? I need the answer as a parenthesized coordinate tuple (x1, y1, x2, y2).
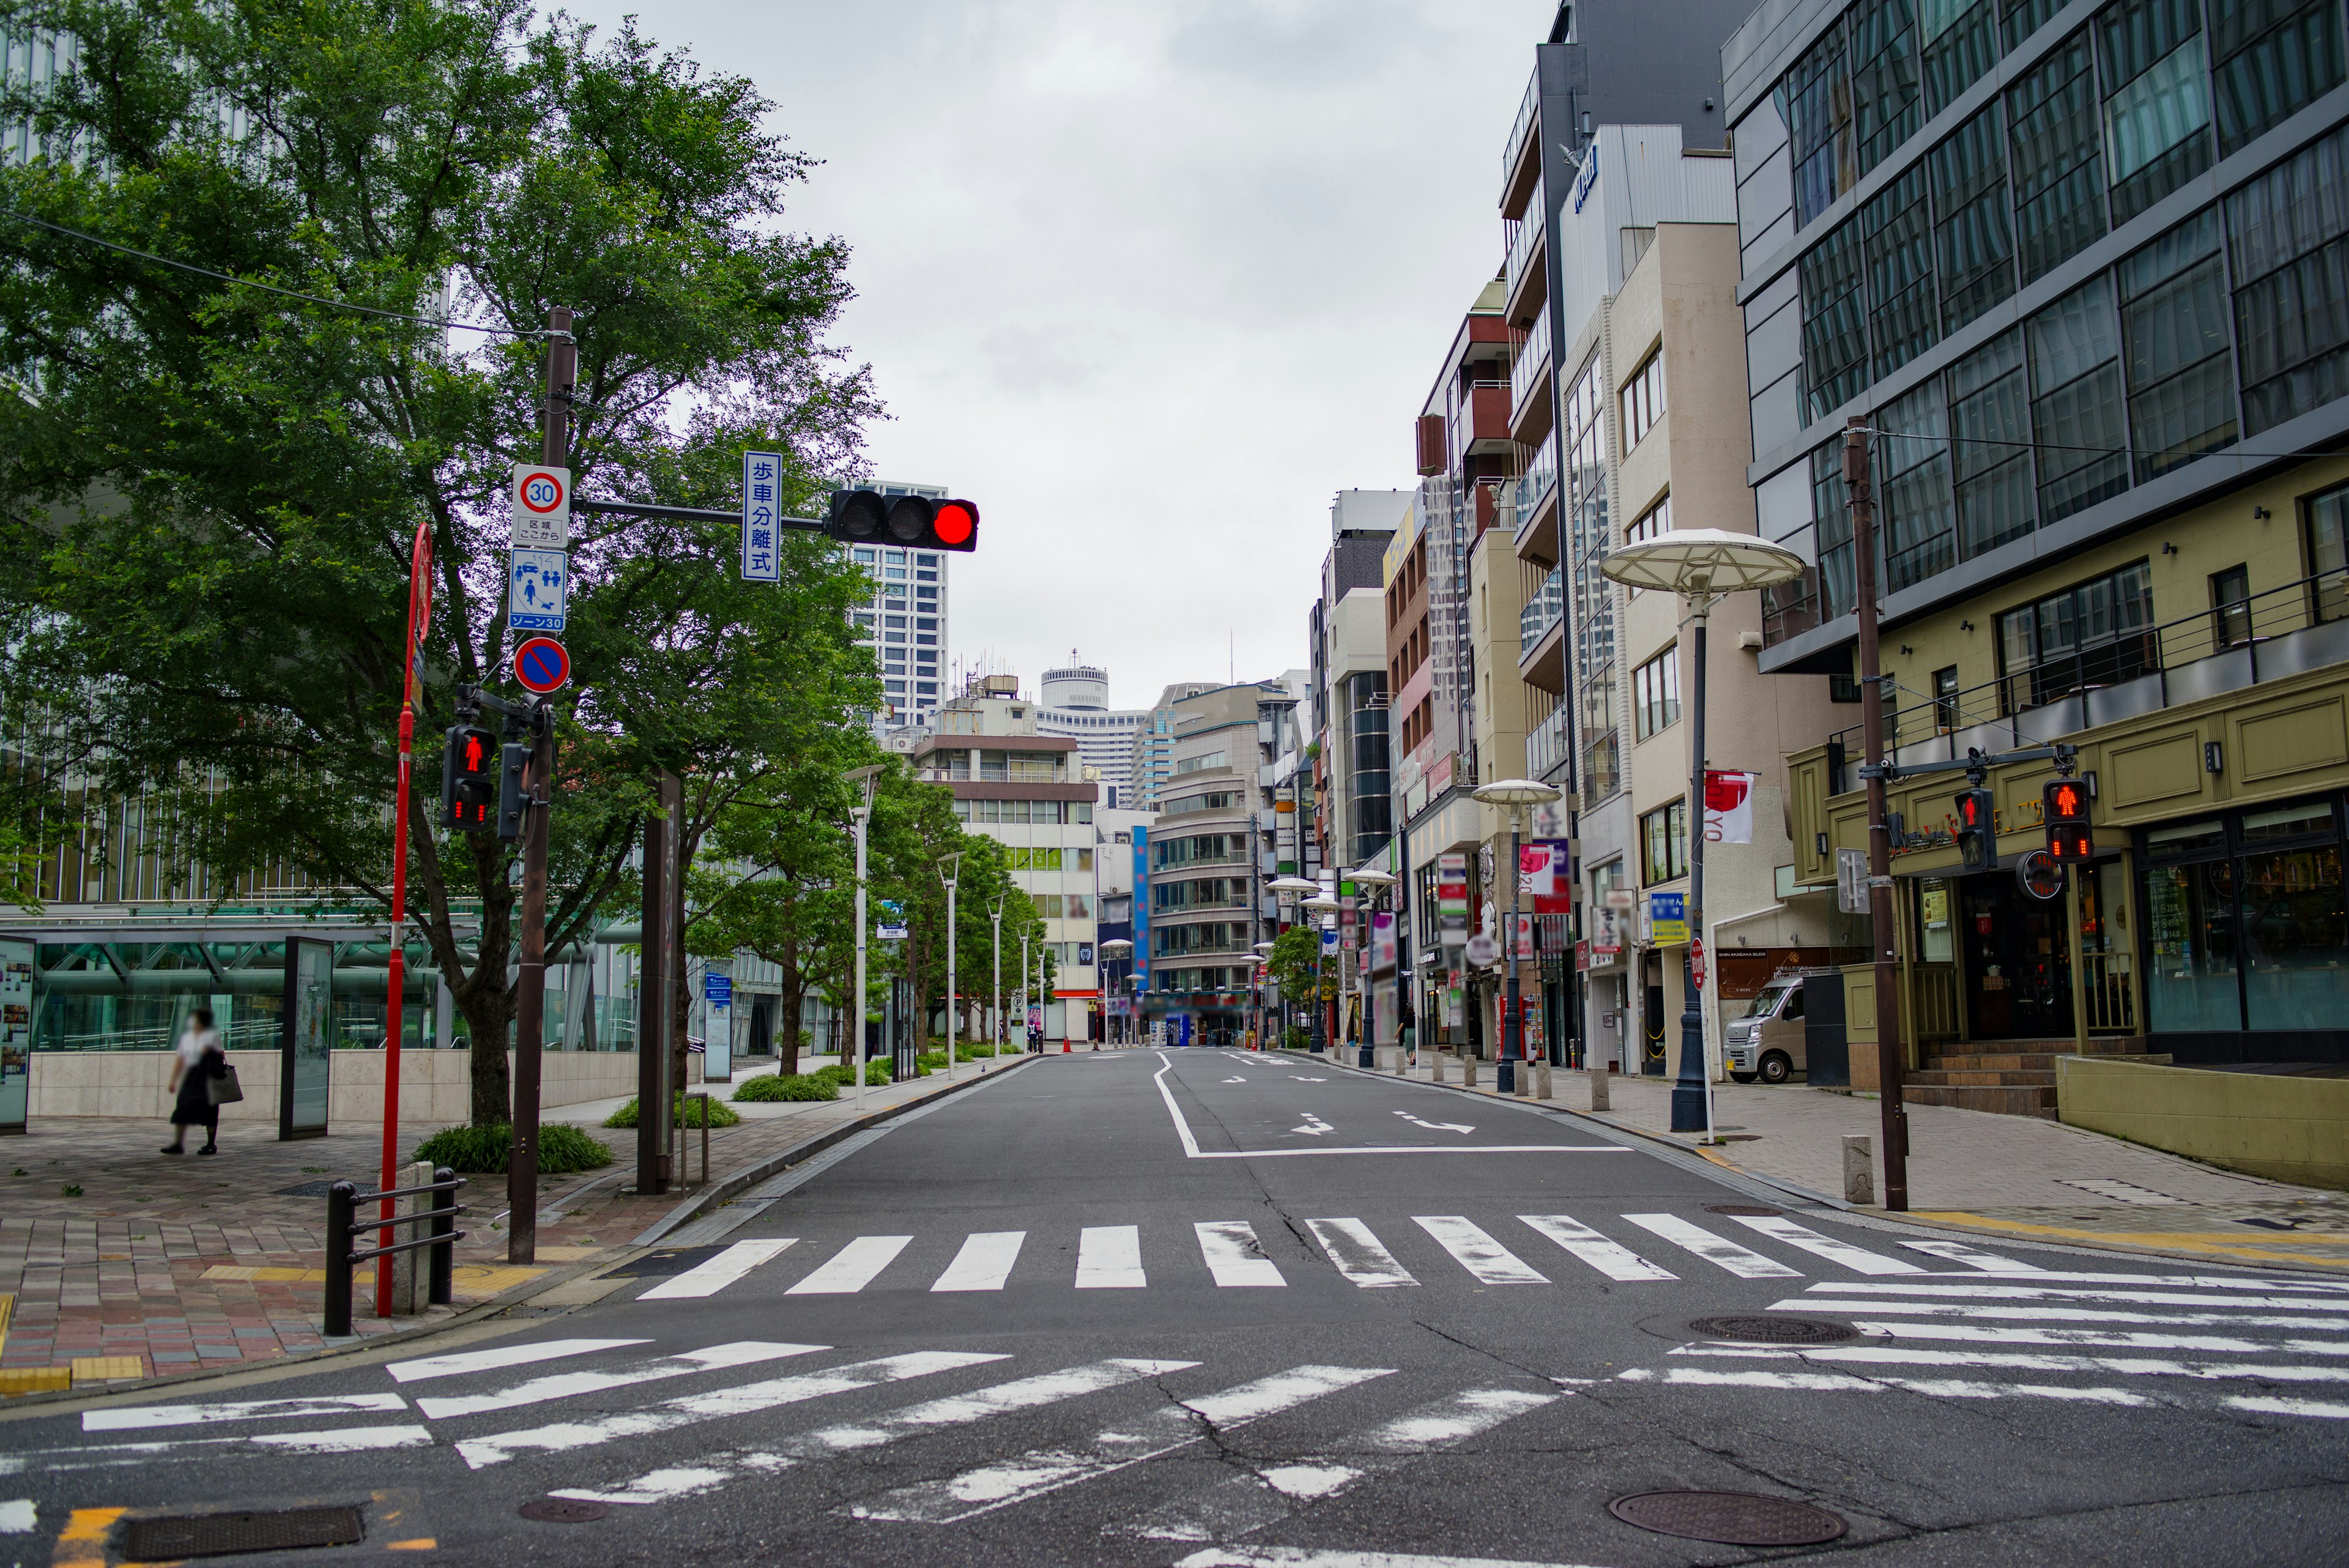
(1518, 565, 1563, 649)
(1526, 701, 1571, 782)
(1518, 567, 1566, 694)
(1500, 67, 1542, 218)
(1513, 444, 1561, 568)
(1504, 178, 1546, 322)
(1508, 299, 1551, 429)
(1450, 381, 1513, 463)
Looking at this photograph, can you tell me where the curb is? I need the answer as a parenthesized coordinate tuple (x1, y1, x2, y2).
(1310, 1050, 2349, 1279)
(630, 1053, 1039, 1247)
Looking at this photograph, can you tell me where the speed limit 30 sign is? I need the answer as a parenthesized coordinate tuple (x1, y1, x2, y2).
(510, 463, 571, 549)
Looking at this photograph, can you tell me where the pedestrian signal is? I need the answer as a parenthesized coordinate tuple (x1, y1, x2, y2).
(1954, 788, 1995, 871)
(826, 489, 979, 552)
(497, 743, 530, 843)
(2043, 778, 2093, 864)
(440, 726, 499, 833)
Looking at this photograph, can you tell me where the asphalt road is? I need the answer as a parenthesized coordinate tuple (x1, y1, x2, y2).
(6, 1049, 2347, 1567)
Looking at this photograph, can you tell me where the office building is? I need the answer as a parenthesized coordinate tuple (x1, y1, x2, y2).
(1036, 653, 1148, 808)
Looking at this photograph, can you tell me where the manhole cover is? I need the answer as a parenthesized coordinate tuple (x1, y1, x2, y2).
(1610, 1490, 1848, 1545)
(1688, 1313, 1860, 1345)
(124, 1506, 364, 1559)
(519, 1498, 610, 1523)
(1704, 1203, 1780, 1216)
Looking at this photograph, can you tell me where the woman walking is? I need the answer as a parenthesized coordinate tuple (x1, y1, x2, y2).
(163, 1007, 225, 1156)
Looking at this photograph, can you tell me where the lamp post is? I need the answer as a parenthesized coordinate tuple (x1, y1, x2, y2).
(937, 852, 963, 1084)
(987, 897, 1004, 1060)
(1267, 875, 1318, 1052)
(843, 765, 884, 1115)
(1252, 939, 1275, 1050)
(1099, 938, 1132, 1049)
(1602, 527, 1807, 1137)
(1019, 929, 1031, 1053)
(1303, 893, 1340, 1055)
(1349, 866, 1397, 1069)
(1471, 780, 1562, 1096)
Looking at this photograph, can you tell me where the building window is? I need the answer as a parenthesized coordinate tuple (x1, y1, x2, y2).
(1932, 665, 1961, 731)
(1813, 442, 1856, 621)
(2225, 124, 2349, 436)
(1801, 217, 1871, 420)
(2120, 209, 2236, 481)
(1627, 493, 1671, 546)
(2099, 0, 2213, 225)
(1946, 330, 2036, 559)
(1633, 648, 1680, 740)
(2006, 29, 2106, 284)
(2213, 0, 2342, 157)
(1995, 558, 2154, 711)
(1849, 0, 1921, 176)
(1620, 349, 1666, 453)
(1921, 0, 2003, 118)
(1865, 163, 1938, 377)
(2142, 798, 2346, 1033)
(1641, 800, 1689, 885)
(1929, 100, 2014, 333)
(2306, 481, 2349, 622)
(2209, 562, 2254, 649)
(1879, 376, 1956, 590)
(1780, 23, 1854, 228)
(2025, 275, 2129, 522)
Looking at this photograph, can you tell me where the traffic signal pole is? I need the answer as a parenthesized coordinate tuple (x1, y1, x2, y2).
(377, 520, 434, 1317)
(508, 306, 574, 1263)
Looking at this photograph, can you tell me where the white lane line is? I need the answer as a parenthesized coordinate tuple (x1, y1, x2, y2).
(417, 1342, 824, 1420)
(1849, 1321, 2349, 1354)
(1782, 1298, 2349, 1332)
(1305, 1219, 1419, 1288)
(1617, 1365, 2148, 1406)
(385, 1338, 648, 1384)
(851, 1364, 1394, 1524)
(1414, 1217, 1548, 1285)
(932, 1232, 1028, 1292)
(454, 1350, 1006, 1469)
(0, 1425, 437, 1478)
(1620, 1214, 1802, 1279)
(1798, 1280, 2349, 1312)
(1517, 1215, 1677, 1282)
(1076, 1225, 1148, 1289)
(1174, 1547, 1615, 1568)
(785, 1235, 913, 1295)
(2227, 1395, 2349, 1420)
(83, 1393, 406, 1433)
(555, 1358, 1201, 1505)
(1130, 1388, 1557, 1543)
(1901, 1238, 2043, 1272)
(1197, 1222, 1287, 1287)
(0, 1498, 32, 1533)
(1730, 1215, 1926, 1275)
(640, 1238, 799, 1300)
(1672, 1342, 2349, 1384)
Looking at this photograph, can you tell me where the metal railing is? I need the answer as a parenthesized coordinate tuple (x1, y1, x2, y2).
(1502, 67, 1540, 183)
(1527, 701, 1571, 779)
(2082, 953, 2136, 1032)
(324, 1169, 466, 1336)
(1520, 565, 1564, 650)
(1827, 566, 2349, 770)
(1510, 299, 1551, 419)
(1505, 179, 1545, 299)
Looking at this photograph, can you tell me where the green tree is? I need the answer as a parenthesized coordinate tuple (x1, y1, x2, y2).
(0, 0, 879, 1123)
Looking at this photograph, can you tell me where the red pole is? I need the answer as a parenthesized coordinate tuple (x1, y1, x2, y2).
(377, 522, 434, 1315)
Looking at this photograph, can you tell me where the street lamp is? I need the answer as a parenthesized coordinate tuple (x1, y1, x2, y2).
(1252, 940, 1275, 1050)
(1099, 938, 1132, 1047)
(937, 852, 963, 1084)
(1603, 527, 1806, 1137)
(1472, 779, 1562, 1096)
(1349, 866, 1397, 1069)
(987, 896, 1004, 1062)
(842, 764, 885, 1115)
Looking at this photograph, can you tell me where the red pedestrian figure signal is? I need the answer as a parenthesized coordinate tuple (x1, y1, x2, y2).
(2043, 778, 2093, 864)
(440, 725, 500, 833)
(1953, 787, 1995, 871)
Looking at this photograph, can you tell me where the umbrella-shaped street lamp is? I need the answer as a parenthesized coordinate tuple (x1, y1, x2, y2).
(1471, 779, 1562, 1096)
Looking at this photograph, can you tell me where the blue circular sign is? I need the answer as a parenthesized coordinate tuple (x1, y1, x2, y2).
(514, 636, 570, 694)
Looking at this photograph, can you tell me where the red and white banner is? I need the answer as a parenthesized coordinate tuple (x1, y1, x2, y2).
(1703, 770, 1759, 845)
(1519, 841, 1569, 897)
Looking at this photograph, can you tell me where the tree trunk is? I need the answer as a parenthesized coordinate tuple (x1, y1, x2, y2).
(777, 936, 803, 1076)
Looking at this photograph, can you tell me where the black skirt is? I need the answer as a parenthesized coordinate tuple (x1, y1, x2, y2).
(173, 1060, 218, 1126)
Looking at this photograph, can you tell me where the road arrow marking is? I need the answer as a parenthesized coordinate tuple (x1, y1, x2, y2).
(1291, 1112, 1335, 1137)
(1395, 1111, 1475, 1135)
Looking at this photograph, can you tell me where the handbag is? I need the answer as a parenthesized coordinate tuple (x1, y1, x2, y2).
(206, 1056, 245, 1107)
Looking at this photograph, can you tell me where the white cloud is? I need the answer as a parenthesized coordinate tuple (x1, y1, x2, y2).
(570, 0, 1554, 708)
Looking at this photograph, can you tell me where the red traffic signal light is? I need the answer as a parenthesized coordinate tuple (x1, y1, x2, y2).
(826, 489, 979, 552)
(440, 725, 499, 833)
(2043, 778, 2093, 863)
(1953, 787, 1995, 871)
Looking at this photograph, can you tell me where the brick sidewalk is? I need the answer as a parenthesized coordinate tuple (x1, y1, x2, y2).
(1330, 1049, 2349, 1272)
(0, 1057, 1030, 1391)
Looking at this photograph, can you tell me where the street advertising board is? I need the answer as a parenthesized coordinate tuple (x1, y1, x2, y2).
(1370, 909, 1398, 976)
(703, 972, 732, 1006)
(508, 548, 568, 633)
(1438, 852, 1469, 946)
(877, 900, 908, 940)
(510, 463, 570, 549)
(1464, 931, 1499, 967)
(740, 448, 782, 583)
(1513, 913, 1536, 962)
(1649, 890, 1688, 946)
(0, 937, 30, 1132)
(1592, 902, 1623, 957)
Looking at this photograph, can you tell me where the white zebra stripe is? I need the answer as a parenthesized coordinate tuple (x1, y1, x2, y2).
(1729, 1215, 1925, 1275)
(1620, 1213, 1802, 1279)
(1783, 1298, 2349, 1332)
(1306, 1219, 1419, 1288)
(931, 1232, 1027, 1293)
(416, 1342, 823, 1421)
(1076, 1225, 1147, 1288)
(640, 1239, 798, 1300)
(1900, 1238, 2043, 1272)
(1413, 1217, 1548, 1285)
(786, 1235, 912, 1295)
(1672, 1342, 2349, 1384)
(1516, 1214, 1675, 1281)
(1197, 1222, 1286, 1287)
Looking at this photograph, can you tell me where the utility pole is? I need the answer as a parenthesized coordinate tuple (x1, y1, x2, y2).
(848, 768, 877, 1113)
(939, 853, 962, 1083)
(989, 897, 1003, 1060)
(507, 304, 573, 1263)
(1020, 931, 1030, 1053)
(1847, 416, 1910, 1211)
(636, 773, 674, 1195)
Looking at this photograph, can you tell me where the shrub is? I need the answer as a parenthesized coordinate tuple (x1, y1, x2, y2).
(814, 1061, 856, 1086)
(413, 1123, 613, 1175)
(956, 1043, 996, 1061)
(603, 1093, 742, 1130)
(1282, 1026, 1310, 1052)
(734, 1072, 837, 1103)
(864, 1060, 892, 1086)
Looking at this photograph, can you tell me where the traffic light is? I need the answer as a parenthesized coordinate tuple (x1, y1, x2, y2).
(1953, 787, 1995, 871)
(497, 743, 530, 842)
(439, 726, 498, 833)
(2044, 777, 2093, 863)
(826, 489, 979, 552)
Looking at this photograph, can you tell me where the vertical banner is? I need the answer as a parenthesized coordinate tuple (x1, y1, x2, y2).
(740, 449, 782, 582)
(0, 937, 31, 1132)
(1438, 853, 1469, 947)
(1703, 770, 1759, 844)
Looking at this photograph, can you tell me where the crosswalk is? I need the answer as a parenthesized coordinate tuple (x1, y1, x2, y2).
(612, 1207, 2040, 1301)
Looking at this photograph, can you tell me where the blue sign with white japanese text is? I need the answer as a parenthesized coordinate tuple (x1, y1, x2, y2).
(741, 449, 782, 582)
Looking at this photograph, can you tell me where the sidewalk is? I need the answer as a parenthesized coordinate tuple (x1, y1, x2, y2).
(0, 1055, 1031, 1392)
(1332, 1049, 2349, 1272)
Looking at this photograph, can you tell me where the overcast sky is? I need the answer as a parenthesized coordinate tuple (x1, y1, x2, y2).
(574, 0, 1558, 711)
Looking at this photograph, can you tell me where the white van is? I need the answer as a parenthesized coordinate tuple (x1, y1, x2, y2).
(1725, 973, 1805, 1085)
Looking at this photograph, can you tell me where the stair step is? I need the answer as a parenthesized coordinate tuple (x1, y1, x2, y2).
(1902, 1083, 2060, 1118)
(1909, 1068, 2057, 1088)
(1928, 1053, 2061, 1072)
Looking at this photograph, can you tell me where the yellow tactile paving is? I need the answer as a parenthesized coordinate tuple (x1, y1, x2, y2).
(0, 1366, 71, 1396)
(70, 1355, 146, 1383)
(1915, 1211, 2349, 1269)
(50, 1506, 124, 1568)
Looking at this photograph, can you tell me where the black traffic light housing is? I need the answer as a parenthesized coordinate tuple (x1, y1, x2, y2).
(1954, 787, 1995, 871)
(2044, 776, 2093, 863)
(497, 743, 530, 843)
(828, 489, 979, 552)
(440, 725, 499, 834)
